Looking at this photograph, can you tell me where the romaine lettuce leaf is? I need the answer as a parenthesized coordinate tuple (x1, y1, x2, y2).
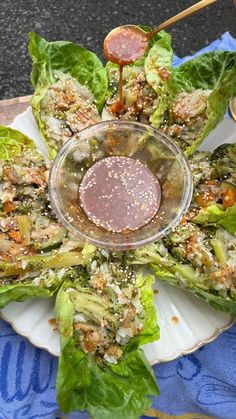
(0, 285, 53, 308)
(0, 264, 76, 308)
(193, 203, 236, 234)
(134, 272, 160, 345)
(145, 31, 173, 127)
(55, 287, 159, 419)
(151, 263, 236, 316)
(172, 51, 236, 156)
(29, 32, 108, 157)
(29, 32, 107, 111)
(0, 126, 35, 160)
(132, 241, 236, 316)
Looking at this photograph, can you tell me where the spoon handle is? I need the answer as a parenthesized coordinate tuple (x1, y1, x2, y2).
(150, 0, 219, 36)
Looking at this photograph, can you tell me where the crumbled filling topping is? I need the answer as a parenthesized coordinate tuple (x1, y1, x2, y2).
(162, 149, 236, 296)
(0, 148, 69, 263)
(160, 89, 212, 150)
(104, 67, 159, 123)
(66, 253, 145, 364)
(40, 72, 100, 150)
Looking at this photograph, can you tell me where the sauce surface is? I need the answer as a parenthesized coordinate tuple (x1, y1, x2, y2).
(103, 26, 149, 66)
(79, 156, 161, 233)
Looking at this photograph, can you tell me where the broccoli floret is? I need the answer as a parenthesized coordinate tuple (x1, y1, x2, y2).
(188, 151, 212, 186)
(163, 223, 200, 262)
(163, 224, 198, 247)
(211, 143, 236, 181)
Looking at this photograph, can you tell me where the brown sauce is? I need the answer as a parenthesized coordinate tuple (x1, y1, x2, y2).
(103, 26, 149, 66)
(48, 318, 57, 332)
(79, 156, 161, 233)
(103, 26, 149, 108)
(171, 316, 179, 324)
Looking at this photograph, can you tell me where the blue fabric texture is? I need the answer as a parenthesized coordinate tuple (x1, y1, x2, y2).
(0, 32, 236, 419)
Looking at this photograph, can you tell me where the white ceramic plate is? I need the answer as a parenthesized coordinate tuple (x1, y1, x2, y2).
(0, 108, 236, 363)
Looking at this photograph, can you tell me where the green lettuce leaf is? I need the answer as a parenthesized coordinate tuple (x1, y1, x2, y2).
(151, 263, 236, 316)
(55, 287, 158, 419)
(0, 264, 74, 308)
(55, 287, 74, 350)
(193, 203, 236, 234)
(132, 242, 236, 315)
(145, 31, 173, 127)
(145, 31, 172, 91)
(132, 243, 201, 284)
(0, 125, 85, 307)
(29, 32, 108, 157)
(0, 285, 53, 308)
(173, 51, 236, 156)
(134, 272, 159, 345)
(173, 51, 236, 91)
(57, 338, 158, 419)
(0, 126, 35, 160)
(29, 32, 107, 111)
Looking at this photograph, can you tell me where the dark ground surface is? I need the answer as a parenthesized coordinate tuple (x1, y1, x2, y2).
(0, 0, 235, 99)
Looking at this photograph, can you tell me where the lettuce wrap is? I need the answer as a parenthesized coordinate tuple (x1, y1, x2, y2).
(161, 51, 236, 156)
(103, 31, 236, 157)
(29, 31, 236, 158)
(192, 143, 236, 234)
(103, 30, 173, 125)
(55, 249, 159, 418)
(131, 144, 236, 315)
(133, 235, 236, 315)
(29, 32, 108, 157)
(0, 126, 87, 307)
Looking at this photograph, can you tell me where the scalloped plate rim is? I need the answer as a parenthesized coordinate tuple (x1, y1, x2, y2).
(0, 305, 234, 364)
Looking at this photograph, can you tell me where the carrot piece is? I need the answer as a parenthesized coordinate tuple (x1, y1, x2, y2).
(3, 201, 16, 213)
(195, 192, 216, 208)
(8, 230, 22, 243)
(222, 188, 236, 208)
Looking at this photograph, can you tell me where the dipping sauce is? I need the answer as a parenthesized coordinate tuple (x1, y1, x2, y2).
(103, 26, 149, 66)
(79, 156, 161, 233)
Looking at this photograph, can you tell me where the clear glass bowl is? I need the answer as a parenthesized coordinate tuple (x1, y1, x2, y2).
(49, 121, 193, 250)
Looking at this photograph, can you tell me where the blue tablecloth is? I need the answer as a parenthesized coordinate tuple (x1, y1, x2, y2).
(1, 32, 236, 419)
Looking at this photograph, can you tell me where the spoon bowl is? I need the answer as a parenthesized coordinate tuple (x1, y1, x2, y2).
(103, 0, 218, 65)
(103, 25, 149, 66)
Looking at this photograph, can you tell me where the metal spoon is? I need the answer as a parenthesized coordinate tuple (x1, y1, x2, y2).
(104, 0, 219, 65)
(230, 97, 236, 122)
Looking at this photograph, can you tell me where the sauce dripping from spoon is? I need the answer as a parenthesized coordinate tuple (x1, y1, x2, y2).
(103, 25, 150, 111)
(103, 0, 218, 107)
